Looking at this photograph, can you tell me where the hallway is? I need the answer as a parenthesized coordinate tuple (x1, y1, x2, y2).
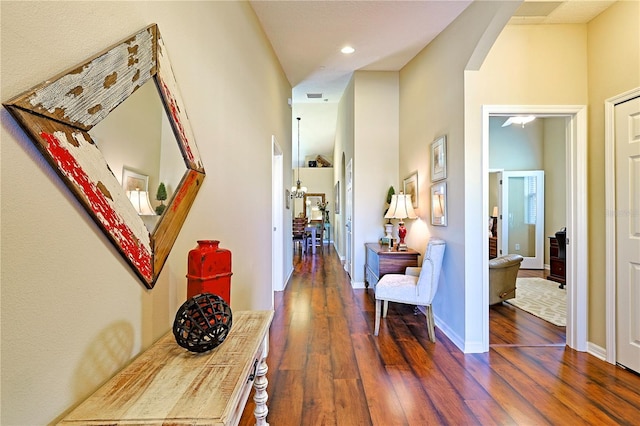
(240, 246, 640, 425)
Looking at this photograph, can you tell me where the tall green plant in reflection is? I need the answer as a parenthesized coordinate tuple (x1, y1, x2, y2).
(384, 186, 395, 222)
(156, 182, 167, 215)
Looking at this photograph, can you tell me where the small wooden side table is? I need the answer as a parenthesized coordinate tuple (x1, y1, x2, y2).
(365, 243, 420, 288)
(58, 310, 274, 426)
(547, 236, 566, 288)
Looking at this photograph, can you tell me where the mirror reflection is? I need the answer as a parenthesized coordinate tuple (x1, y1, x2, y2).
(89, 81, 184, 233)
(303, 193, 325, 221)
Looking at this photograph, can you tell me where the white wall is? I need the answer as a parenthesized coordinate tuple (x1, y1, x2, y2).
(586, 0, 640, 346)
(543, 117, 567, 264)
(333, 78, 355, 260)
(0, 2, 291, 423)
(352, 71, 400, 286)
(400, 1, 519, 351)
(293, 167, 333, 218)
(489, 117, 544, 169)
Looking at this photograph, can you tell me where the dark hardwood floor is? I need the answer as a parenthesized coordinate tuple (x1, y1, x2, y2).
(240, 245, 640, 425)
(490, 268, 566, 347)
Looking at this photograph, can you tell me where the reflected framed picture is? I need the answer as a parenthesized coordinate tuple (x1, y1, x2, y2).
(431, 135, 447, 182)
(431, 182, 447, 226)
(403, 172, 418, 209)
(122, 167, 149, 192)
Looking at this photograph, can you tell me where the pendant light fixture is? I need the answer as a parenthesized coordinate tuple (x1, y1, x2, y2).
(291, 116, 307, 198)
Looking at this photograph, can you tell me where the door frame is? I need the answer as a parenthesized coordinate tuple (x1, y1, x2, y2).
(272, 136, 284, 298)
(605, 87, 640, 364)
(345, 158, 353, 277)
(482, 105, 588, 352)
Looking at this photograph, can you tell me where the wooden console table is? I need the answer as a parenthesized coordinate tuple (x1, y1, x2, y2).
(365, 243, 420, 288)
(58, 310, 274, 426)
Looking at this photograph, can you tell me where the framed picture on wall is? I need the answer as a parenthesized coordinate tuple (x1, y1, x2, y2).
(403, 172, 418, 209)
(431, 182, 447, 226)
(285, 189, 290, 209)
(335, 181, 340, 214)
(122, 167, 149, 192)
(431, 135, 447, 182)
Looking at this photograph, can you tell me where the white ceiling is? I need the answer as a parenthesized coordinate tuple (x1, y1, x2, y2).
(249, 0, 615, 165)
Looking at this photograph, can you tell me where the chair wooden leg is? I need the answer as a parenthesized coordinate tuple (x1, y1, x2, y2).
(383, 300, 389, 318)
(425, 304, 436, 342)
(374, 299, 381, 336)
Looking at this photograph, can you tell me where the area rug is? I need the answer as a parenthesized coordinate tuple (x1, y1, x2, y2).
(506, 277, 566, 326)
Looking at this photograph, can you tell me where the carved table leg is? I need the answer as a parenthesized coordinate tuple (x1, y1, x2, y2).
(253, 357, 269, 426)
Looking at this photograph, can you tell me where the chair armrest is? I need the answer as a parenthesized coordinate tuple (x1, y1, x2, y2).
(405, 267, 422, 277)
(489, 254, 523, 269)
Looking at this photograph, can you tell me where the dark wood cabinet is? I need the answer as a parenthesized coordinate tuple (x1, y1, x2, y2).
(489, 237, 497, 259)
(547, 236, 566, 288)
(365, 243, 420, 288)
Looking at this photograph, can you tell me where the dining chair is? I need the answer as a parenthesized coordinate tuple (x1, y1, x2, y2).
(292, 217, 308, 253)
(374, 239, 446, 342)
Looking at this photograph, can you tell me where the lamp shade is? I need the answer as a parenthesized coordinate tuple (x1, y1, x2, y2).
(384, 193, 417, 220)
(127, 189, 155, 215)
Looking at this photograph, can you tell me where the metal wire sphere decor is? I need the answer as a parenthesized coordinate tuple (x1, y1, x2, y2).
(172, 293, 233, 353)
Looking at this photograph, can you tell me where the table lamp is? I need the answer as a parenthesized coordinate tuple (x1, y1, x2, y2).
(384, 192, 417, 251)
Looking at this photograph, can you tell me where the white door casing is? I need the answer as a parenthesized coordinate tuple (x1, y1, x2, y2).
(272, 137, 284, 297)
(345, 159, 353, 277)
(482, 105, 588, 354)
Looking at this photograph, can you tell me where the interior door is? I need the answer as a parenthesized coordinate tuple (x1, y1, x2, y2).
(345, 159, 353, 276)
(615, 95, 640, 374)
(499, 170, 545, 269)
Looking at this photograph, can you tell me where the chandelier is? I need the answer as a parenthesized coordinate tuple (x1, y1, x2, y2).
(291, 116, 307, 198)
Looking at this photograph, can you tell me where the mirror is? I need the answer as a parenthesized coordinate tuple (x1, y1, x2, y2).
(89, 80, 184, 233)
(303, 193, 325, 221)
(3, 25, 205, 288)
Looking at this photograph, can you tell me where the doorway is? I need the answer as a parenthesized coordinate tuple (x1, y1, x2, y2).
(272, 137, 284, 299)
(482, 105, 588, 352)
(345, 159, 353, 277)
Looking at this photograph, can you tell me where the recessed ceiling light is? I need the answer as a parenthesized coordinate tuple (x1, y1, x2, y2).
(341, 46, 355, 54)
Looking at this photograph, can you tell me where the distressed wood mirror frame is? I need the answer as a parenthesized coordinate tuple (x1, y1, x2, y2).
(3, 24, 205, 289)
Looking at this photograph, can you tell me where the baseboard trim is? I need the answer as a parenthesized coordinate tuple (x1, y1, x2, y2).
(587, 341, 607, 362)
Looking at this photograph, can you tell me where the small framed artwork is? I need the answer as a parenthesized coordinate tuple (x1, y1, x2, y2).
(334, 181, 341, 214)
(285, 189, 291, 209)
(431, 182, 447, 226)
(431, 135, 447, 182)
(122, 167, 149, 192)
(403, 172, 418, 209)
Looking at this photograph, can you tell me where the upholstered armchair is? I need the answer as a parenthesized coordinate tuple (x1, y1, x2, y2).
(489, 254, 523, 305)
(374, 239, 446, 342)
